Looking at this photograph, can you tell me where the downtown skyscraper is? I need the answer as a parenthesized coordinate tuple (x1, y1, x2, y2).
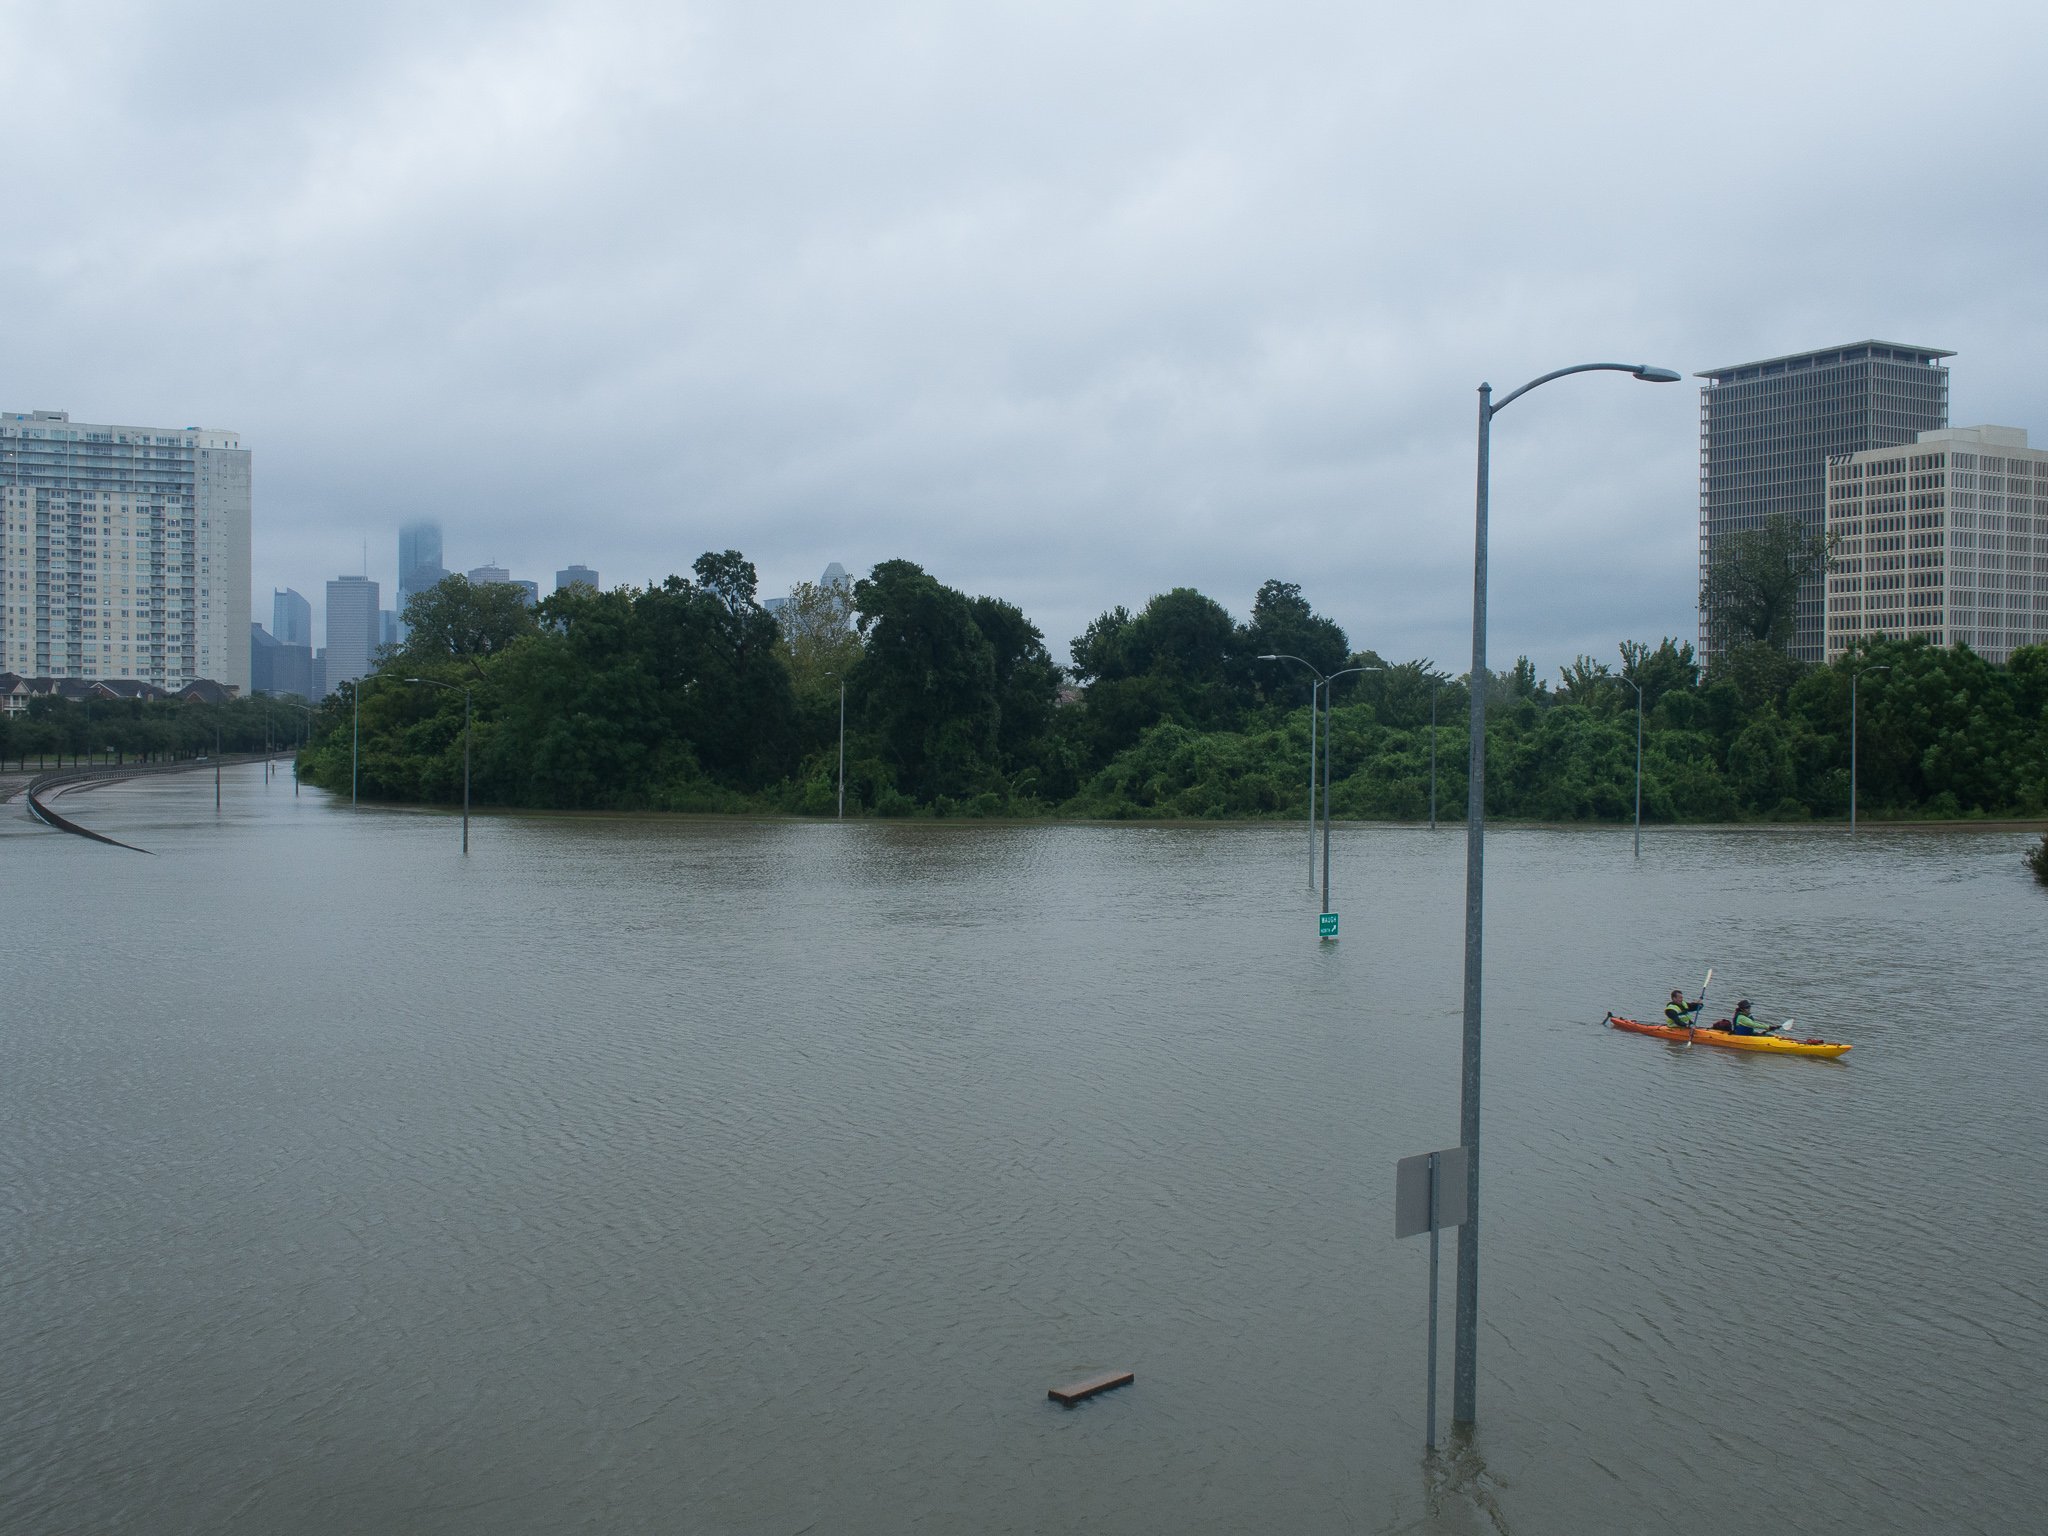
(398, 519, 446, 619)
(325, 574, 380, 690)
(273, 586, 312, 646)
(1696, 341, 1950, 664)
(1, 409, 252, 691)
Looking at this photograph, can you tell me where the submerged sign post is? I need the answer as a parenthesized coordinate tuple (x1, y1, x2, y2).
(1318, 911, 1339, 940)
(1396, 1144, 1471, 1452)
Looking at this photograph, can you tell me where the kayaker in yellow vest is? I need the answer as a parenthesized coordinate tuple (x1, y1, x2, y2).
(1664, 989, 1702, 1032)
(1727, 1001, 1770, 1037)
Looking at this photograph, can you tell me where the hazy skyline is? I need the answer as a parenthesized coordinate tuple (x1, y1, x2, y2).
(6, 0, 2045, 678)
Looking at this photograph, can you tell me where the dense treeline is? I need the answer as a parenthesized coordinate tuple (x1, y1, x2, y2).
(0, 694, 296, 770)
(294, 555, 2048, 823)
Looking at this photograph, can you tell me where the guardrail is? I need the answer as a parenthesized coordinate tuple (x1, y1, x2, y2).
(21, 755, 268, 854)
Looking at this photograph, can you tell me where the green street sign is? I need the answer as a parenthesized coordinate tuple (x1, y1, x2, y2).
(1319, 911, 1339, 940)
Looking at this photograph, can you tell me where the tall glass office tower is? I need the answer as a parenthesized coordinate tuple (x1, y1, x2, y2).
(273, 587, 312, 646)
(397, 520, 446, 617)
(1696, 341, 1950, 664)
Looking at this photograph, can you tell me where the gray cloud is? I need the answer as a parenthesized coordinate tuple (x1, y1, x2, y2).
(5, 0, 2044, 678)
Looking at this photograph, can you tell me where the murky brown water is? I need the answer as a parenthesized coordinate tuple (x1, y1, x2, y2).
(5, 768, 2043, 1533)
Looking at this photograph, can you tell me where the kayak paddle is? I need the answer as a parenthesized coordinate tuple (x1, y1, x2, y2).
(1685, 966, 1712, 1050)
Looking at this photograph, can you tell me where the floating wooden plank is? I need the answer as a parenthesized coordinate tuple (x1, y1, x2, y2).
(1048, 1369, 1134, 1406)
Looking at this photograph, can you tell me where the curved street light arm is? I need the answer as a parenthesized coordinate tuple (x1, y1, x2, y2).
(1257, 652, 1324, 682)
(1490, 362, 1682, 416)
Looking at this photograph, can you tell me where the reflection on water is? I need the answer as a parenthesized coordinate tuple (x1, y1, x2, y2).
(3, 769, 2043, 1533)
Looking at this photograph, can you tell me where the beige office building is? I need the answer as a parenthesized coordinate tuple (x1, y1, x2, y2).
(0, 410, 252, 692)
(1823, 425, 2048, 666)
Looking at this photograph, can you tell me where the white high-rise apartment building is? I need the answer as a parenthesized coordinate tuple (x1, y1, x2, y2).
(1823, 425, 2048, 665)
(1, 409, 251, 691)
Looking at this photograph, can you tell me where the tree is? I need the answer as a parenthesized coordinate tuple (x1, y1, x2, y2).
(1619, 637, 1699, 713)
(1119, 588, 1241, 690)
(402, 574, 537, 670)
(1700, 514, 1831, 655)
(1242, 579, 1348, 684)
(1067, 587, 1247, 764)
(693, 549, 764, 622)
(1558, 654, 1613, 705)
(967, 594, 1061, 774)
(1070, 606, 1133, 685)
(646, 556, 795, 785)
(779, 576, 861, 699)
(852, 560, 1000, 802)
(1483, 656, 1548, 709)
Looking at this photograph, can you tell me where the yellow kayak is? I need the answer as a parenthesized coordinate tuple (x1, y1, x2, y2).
(1606, 1014, 1852, 1059)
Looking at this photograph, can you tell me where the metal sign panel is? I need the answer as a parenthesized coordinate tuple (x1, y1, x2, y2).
(1394, 1145, 1471, 1238)
(1318, 911, 1339, 939)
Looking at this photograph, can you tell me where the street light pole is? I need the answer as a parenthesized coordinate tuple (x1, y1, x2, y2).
(1850, 663, 1890, 833)
(1320, 665, 1377, 915)
(405, 677, 471, 854)
(1429, 679, 1440, 832)
(1307, 679, 1320, 885)
(273, 699, 314, 799)
(1259, 654, 1380, 913)
(838, 679, 846, 820)
(1454, 360, 1679, 1430)
(1617, 675, 1644, 858)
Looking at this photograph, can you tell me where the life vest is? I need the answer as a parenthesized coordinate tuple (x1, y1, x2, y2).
(1664, 1001, 1693, 1029)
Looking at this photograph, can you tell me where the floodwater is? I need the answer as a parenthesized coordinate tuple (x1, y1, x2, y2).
(4, 767, 2044, 1534)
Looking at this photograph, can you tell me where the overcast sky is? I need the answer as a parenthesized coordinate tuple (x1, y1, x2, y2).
(5, 0, 2045, 678)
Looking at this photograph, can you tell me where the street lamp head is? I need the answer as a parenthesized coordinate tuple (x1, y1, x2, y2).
(1632, 366, 1682, 384)
(1257, 654, 1281, 661)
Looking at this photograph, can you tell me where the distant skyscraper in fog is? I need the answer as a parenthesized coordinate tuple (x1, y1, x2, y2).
(556, 564, 599, 592)
(325, 575, 380, 690)
(398, 520, 446, 615)
(251, 621, 312, 698)
(273, 587, 312, 646)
